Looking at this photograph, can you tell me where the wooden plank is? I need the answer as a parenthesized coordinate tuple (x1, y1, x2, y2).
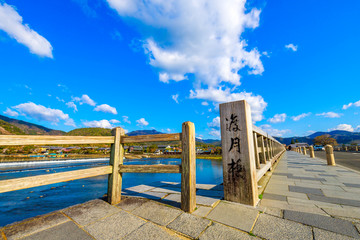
(121, 133, 181, 143)
(0, 166, 112, 194)
(253, 132, 260, 169)
(181, 121, 196, 213)
(256, 161, 272, 182)
(259, 135, 267, 164)
(0, 135, 114, 146)
(265, 138, 271, 162)
(107, 127, 124, 205)
(220, 100, 258, 206)
(119, 164, 181, 173)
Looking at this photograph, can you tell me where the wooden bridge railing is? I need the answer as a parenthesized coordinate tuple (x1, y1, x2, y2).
(220, 100, 286, 206)
(0, 121, 196, 213)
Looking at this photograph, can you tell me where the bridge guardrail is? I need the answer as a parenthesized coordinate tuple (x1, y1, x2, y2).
(0, 121, 196, 213)
(220, 100, 286, 206)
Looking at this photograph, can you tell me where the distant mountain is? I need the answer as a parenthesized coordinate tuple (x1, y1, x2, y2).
(127, 129, 164, 136)
(66, 128, 112, 136)
(0, 119, 25, 135)
(0, 114, 65, 135)
(275, 130, 360, 145)
(196, 138, 221, 146)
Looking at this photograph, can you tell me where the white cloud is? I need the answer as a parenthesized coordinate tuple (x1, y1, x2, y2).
(66, 102, 78, 112)
(259, 124, 291, 137)
(343, 100, 360, 110)
(209, 128, 220, 138)
(171, 94, 179, 104)
(94, 104, 117, 115)
(328, 124, 354, 132)
(83, 119, 113, 129)
(268, 113, 286, 123)
(356, 125, 360, 132)
(136, 117, 149, 127)
(201, 101, 209, 106)
(208, 116, 220, 128)
(12, 102, 75, 126)
(291, 113, 311, 121)
(285, 43, 298, 52)
(316, 112, 341, 118)
(0, 3, 53, 58)
(122, 116, 131, 124)
(107, 0, 265, 110)
(190, 87, 267, 122)
(72, 94, 96, 106)
(109, 119, 120, 124)
(56, 97, 65, 103)
(3, 108, 19, 117)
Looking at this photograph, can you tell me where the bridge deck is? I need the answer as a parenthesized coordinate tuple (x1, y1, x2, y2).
(2, 152, 360, 239)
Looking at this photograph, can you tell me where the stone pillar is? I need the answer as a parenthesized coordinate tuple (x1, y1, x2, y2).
(309, 146, 315, 158)
(325, 145, 336, 166)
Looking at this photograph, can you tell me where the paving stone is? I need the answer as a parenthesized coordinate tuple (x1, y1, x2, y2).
(85, 210, 146, 240)
(289, 176, 325, 182)
(116, 197, 149, 212)
(62, 199, 120, 226)
(167, 213, 211, 239)
(305, 169, 325, 172)
(313, 227, 356, 240)
(21, 221, 92, 240)
(283, 210, 360, 238)
(252, 214, 313, 240)
(344, 183, 360, 188)
(319, 174, 337, 177)
(262, 193, 287, 201)
(195, 184, 217, 190)
(192, 206, 212, 217)
(322, 207, 360, 220)
(3, 212, 70, 240)
(289, 185, 323, 195)
(322, 189, 360, 200)
(124, 222, 179, 240)
(196, 195, 221, 207)
(206, 201, 258, 232)
(160, 193, 181, 208)
(199, 222, 258, 240)
(124, 184, 156, 192)
(132, 201, 182, 226)
(308, 193, 360, 207)
(124, 191, 168, 200)
(262, 207, 283, 218)
(356, 224, 360, 233)
(151, 187, 181, 194)
(260, 199, 289, 209)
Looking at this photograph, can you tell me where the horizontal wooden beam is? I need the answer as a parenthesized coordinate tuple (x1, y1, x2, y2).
(0, 135, 115, 146)
(256, 161, 272, 182)
(121, 133, 181, 143)
(119, 164, 181, 173)
(0, 166, 113, 193)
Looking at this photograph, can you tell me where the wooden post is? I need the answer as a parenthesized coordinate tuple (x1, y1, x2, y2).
(220, 100, 258, 206)
(325, 145, 336, 166)
(181, 121, 196, 213)
(253, 132, 260, 169)
(303, 147, 307, 155)
(259, 136, 267, 164)
(309, 146, 315, 158)
(356, 146, 359, 152)
(108, 127, 125, 205)
(266, 138, 271, 161)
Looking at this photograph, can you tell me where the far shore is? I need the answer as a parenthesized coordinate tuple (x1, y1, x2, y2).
(0, 153, 222, 163)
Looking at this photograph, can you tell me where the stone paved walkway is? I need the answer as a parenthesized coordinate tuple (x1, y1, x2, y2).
(2, 151, 360, 239)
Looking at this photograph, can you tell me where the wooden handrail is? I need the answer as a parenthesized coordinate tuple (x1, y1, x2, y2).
(121, 133, 181, 143)
(0, 166, 113, 194)
(0, 135, 115, 146)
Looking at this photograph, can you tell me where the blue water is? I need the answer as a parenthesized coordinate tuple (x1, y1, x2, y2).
(0, 158, 223, 226)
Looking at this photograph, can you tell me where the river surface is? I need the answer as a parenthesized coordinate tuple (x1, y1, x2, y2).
(0, 158, 223, 226)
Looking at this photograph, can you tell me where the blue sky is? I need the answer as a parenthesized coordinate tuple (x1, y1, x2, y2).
(0, 0, 359, 139)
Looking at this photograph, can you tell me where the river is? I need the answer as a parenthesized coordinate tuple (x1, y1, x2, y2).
(0, 157, 223, 226)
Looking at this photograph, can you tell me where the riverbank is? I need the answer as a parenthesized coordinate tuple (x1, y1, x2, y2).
(0, 153, 222, 163)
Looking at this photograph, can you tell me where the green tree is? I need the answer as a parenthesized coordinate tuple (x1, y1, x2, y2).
(291, 139, 295, 144)
(314, 134, 338, 146)
(295, 139, 299, 143)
